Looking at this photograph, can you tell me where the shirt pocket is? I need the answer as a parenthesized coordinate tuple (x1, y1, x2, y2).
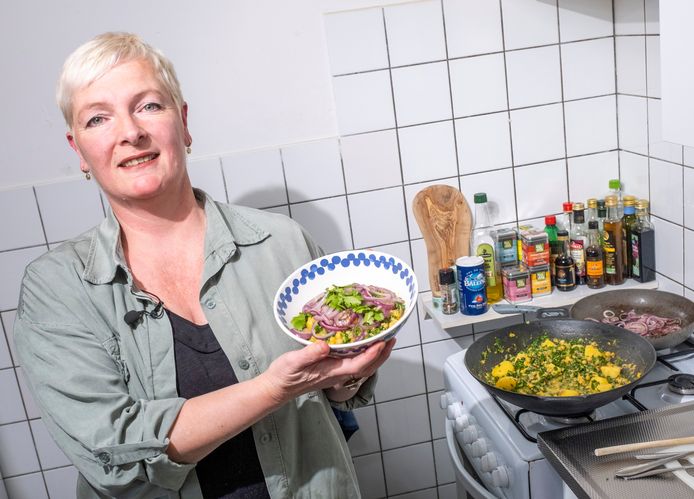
(102, 336, 130, 384)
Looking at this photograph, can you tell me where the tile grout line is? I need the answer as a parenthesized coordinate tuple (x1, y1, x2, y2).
(498, 0, 521, 227)
(612, 0, 622, 182)
(554, 0, 572, 203)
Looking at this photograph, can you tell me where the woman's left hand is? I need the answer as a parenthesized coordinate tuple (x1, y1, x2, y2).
(259, 337, 396, 404)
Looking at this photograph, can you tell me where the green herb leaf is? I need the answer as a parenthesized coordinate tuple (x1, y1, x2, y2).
(291, 313, 310, 330)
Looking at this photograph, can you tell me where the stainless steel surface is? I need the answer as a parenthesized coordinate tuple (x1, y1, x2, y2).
(622, 464, 694, 480)
(538, 401, 694, 499)
(614, 451, 694, 477)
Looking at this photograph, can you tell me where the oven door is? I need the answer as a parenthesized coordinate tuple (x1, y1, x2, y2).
(446, 419, 500, 499)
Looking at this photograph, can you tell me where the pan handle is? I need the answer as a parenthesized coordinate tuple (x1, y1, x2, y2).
(493, 304, 570, 319)
(493, 304, 541, 314)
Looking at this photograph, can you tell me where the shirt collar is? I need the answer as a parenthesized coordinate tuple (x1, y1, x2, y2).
(83, 189, 270, 285)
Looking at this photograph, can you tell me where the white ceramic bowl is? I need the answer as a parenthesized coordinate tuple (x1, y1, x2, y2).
(274, 250, 418, 357)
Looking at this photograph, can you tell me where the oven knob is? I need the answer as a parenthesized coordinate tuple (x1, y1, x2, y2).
(453, 414, 477, 432)
(480, 452, 498, 472)
(461, 425, 479, 444)
(470, 438, 488, 457)
(446, 402, 463, 420)
(440, 392, 457, 410)
(491, 466, 510, 488)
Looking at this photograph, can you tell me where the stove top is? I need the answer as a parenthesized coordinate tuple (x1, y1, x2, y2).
(443, 337, 694, 499)
(444, 337, 694, 454)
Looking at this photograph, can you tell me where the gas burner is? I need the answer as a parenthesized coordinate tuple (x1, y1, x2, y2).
(667, 373, 694, 395)
(544, 412, 596, 425)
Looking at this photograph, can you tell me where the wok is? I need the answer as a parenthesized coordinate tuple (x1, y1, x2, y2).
(464, 319, 656, 417)
(494, 289, 694, 350)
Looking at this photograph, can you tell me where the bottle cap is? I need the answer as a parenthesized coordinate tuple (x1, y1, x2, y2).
(605, 197, 617, 207)
(623, 195, 636, 206)
(609, 179, 621, 190)
(474, 192, 487, 204)
(636, 199, 650, 209)
(439, 268, 455, 285)
(562, 201, 573, 212)
(588, 221, 598, 229)
(545, 215, 556, 225)
(587, 198, 597, 209)
(597, 198, 606, 209)
(572, 202, 585, 211)
(557, 229, 569, 237)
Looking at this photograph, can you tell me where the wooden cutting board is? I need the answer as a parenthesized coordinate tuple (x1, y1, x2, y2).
(412, 185, 472, 295)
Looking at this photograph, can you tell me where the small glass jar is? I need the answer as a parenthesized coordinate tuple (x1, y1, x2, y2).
(438, 268, 459, 315)
(502, 266, 531, 304)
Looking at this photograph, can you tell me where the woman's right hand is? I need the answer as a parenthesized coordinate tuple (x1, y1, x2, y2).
(258, 339, 393, 405)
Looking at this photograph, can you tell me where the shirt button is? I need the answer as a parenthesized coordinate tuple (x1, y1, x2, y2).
(260, 433, 272, 444)
(97, 452, 111, 464)
(205, 299, 216, 309)
(239, 359, 250, 370)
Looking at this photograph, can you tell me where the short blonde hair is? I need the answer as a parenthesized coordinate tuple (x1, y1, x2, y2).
(56, 32, 184, 127)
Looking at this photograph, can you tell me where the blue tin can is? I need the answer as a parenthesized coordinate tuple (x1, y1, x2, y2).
(456, 256, 488, 315)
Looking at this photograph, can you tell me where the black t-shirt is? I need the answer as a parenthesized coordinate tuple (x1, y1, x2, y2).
(168, 310, 270, 499)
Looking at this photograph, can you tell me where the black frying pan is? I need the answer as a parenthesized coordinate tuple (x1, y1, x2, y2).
(464, 319, 656, 417)
(494, 289, 694, 350)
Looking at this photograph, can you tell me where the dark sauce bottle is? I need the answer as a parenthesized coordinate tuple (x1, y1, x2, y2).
(555, 230, 576, 292)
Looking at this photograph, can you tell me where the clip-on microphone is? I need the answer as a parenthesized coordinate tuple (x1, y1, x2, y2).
(124, 291, 164, 327)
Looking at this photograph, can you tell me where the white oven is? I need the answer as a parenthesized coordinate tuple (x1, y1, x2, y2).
(441, 341, 694, 499)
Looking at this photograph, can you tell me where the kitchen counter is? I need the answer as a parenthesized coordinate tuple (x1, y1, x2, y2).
(419, 279, 659, 330)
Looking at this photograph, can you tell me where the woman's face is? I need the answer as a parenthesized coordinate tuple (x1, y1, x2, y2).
(67, 58, 192, 203)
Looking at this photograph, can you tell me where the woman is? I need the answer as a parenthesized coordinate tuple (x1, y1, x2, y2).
(14, 32, 394, 499)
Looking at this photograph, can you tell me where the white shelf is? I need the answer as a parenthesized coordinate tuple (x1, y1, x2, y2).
(418, 279, 660, 330)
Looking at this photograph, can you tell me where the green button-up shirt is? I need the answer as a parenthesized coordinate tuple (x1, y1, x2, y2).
(15, 190, 374, 498)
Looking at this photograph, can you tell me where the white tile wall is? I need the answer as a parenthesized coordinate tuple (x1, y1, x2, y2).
(616, 36, 647, 95)
(564, 95, 618, 156)
(506, 46, 562, 108)
(443, 0, 503, 58)
(5, 1, 692, 497)
(341, 130, 402, 193)
(187, 157, 227, 203)
(514, 160, 568, 220)
(282, 138, 345, 202)
(348, 187, 409, 248)
(222, 149, 287, 209)
(510, 104, 566, 165)
(34, 180, 104, 244)
(617, 95, 648, 155)
(376, 394, 432, 449)
(449, 54, 507, 117)
(398, 121, 457, 183)
(615, 0, 646, 35)
(561, 38, 615, 100)
(384, 1, 446, 67)
(455, 112, 512, 174)
(0, 188, 44, 252)
(333, 70, 395, 134)
(619, 151, 650, 200)
(324, 8, 389, 75)
(391, 62, 451, 126)
(500, 0, 559, 50)
(558, 0, 614, 42)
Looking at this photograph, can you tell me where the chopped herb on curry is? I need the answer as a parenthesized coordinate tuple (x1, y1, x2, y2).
(484, 334, 640, 397)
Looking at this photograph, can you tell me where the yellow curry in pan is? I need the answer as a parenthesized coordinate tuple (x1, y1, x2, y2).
(481, 333, 641, 397)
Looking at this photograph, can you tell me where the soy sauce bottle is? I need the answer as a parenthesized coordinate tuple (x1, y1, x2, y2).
(555, 230, 576, 291)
